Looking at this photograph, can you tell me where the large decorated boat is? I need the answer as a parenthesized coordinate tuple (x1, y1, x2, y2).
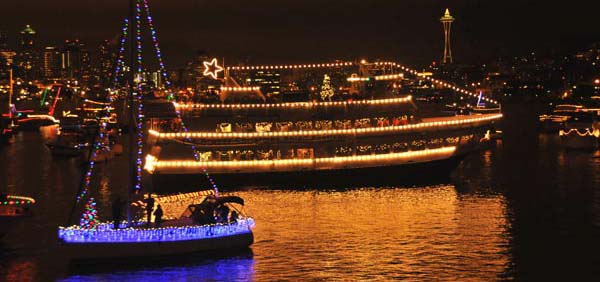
(143, 61, 502, 189)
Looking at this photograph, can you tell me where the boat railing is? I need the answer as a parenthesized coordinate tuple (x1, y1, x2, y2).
(58, 217, 255, 243)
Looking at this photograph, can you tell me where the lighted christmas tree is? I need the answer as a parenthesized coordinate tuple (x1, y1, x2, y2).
(320, 74, 335, 101)
(80, 197, 99, 230)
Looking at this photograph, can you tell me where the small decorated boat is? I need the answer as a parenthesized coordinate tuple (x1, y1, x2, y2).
(57, 2, 254, 260)
(58, 191, 254, 259)
(0, 194, 36, 237)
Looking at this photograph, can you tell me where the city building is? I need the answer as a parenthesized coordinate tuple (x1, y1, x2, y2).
(96, 40, 117, 87)
(16, 25, 39, 81)
(0, 31, 16, 86)
(250, 70, 280, 99)
(62, 39, 91, 85)
(440, 9, 455, 64)
(43, 46, 61, 80)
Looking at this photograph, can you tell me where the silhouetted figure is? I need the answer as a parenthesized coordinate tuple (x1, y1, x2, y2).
(218, 205, 230, 223)
(153, 204, 163, 227)
(230, 210, 238, 223)
(112, 197, 123, 229)
(145, 194, 155, 225)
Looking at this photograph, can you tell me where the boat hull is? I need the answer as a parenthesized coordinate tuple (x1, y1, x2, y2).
(60, 232, 253, 260)
(560, 135, 598, 150)
(46, 143, 82, 157)
(151, 154, 466, 191)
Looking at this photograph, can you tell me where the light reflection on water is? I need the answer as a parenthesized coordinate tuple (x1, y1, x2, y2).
(2, 122, 600, 280)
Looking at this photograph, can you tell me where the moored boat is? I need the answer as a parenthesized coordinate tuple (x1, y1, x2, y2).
(57, 1, 255, 260)
(58, 191, 254, 259)
(0, 194, 36, 237)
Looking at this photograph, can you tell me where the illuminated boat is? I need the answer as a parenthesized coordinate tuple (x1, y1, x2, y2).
(57, 4, 254, 259)
(0, 194, 36, 217)
(57, 191, 255, 260)
(144, 97, 502, 189)
(45, 132, 89, 157)
(559, 128, 599, 150)
(557, 109, 600, 150)
(0, 116, 16, 144)
(539, 104, 582, 133)
(16, 113, 59, 130)
(0, 194, 36, 237)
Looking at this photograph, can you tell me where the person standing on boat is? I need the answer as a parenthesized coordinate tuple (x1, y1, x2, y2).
(153, 204, 163, 227)
(112, 197, 123, 229)
(230, 210, 238, 223)
(145, 194, 155, 226)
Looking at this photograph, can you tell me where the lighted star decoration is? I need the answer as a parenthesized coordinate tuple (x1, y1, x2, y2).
(203, 58, 223, 79)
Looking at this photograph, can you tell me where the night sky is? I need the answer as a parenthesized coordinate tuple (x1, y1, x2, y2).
(1, 0, 599, 68)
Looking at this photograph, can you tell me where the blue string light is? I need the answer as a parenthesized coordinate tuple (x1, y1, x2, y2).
(59, 218, 255, 243)
(113, 19, 129, 88)
(142, 0, 172, 97)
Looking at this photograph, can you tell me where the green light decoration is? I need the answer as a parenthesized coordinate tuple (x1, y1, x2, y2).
(320, 74, 335, 101)
(40, 88, 48, 107)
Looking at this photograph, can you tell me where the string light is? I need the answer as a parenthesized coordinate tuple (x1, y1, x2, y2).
(58, 218, 255, 243)
(113, 18, 129, 87)
(220, 86, 261, 92)
(142, 0, 172, 98)
(224, 60, 497, 105)
(145, 146, 457, 173)
(76, 124, 108, 202)
(133, 0, 145, 193)
(1, 195, 36, 206)
(171, 105, 221, 194)
(226, 61, 354, 71)
(174, 95, 413, 110)
(559, 128, 600, 137)
(79, 197, 99, 230)
(148, 113, 502, 140)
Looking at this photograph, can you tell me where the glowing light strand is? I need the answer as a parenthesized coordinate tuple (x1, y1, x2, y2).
(134, 0, 144, 192)
(173, 106, 221, 195)
(174, 95, 413, 110)
(113, 18, 129, 87)
(59, 218, 255, 243)
(225, 60, 498, 106)
(145, 146, 457, 172)
(1, 195, 36, 205)
(76, 125, 108, 203)
(79, 197, 99, 230)
(149, 113, 503, 140)
(142, 0, 172, 97)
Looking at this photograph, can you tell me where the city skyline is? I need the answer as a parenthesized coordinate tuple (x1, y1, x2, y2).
(1, 0, 599, 68)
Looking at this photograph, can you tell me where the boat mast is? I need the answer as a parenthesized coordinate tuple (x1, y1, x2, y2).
(126, 0, 137, 226)
(8, 68, 13, 119)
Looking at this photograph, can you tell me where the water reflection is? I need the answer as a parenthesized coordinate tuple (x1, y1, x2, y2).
(59, 252, 255, 282)
(237, 186, 509, 281)
(2, 115, 600, 280)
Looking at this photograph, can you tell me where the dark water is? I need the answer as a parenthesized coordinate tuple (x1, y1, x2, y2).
(1, 103, 600, 281)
